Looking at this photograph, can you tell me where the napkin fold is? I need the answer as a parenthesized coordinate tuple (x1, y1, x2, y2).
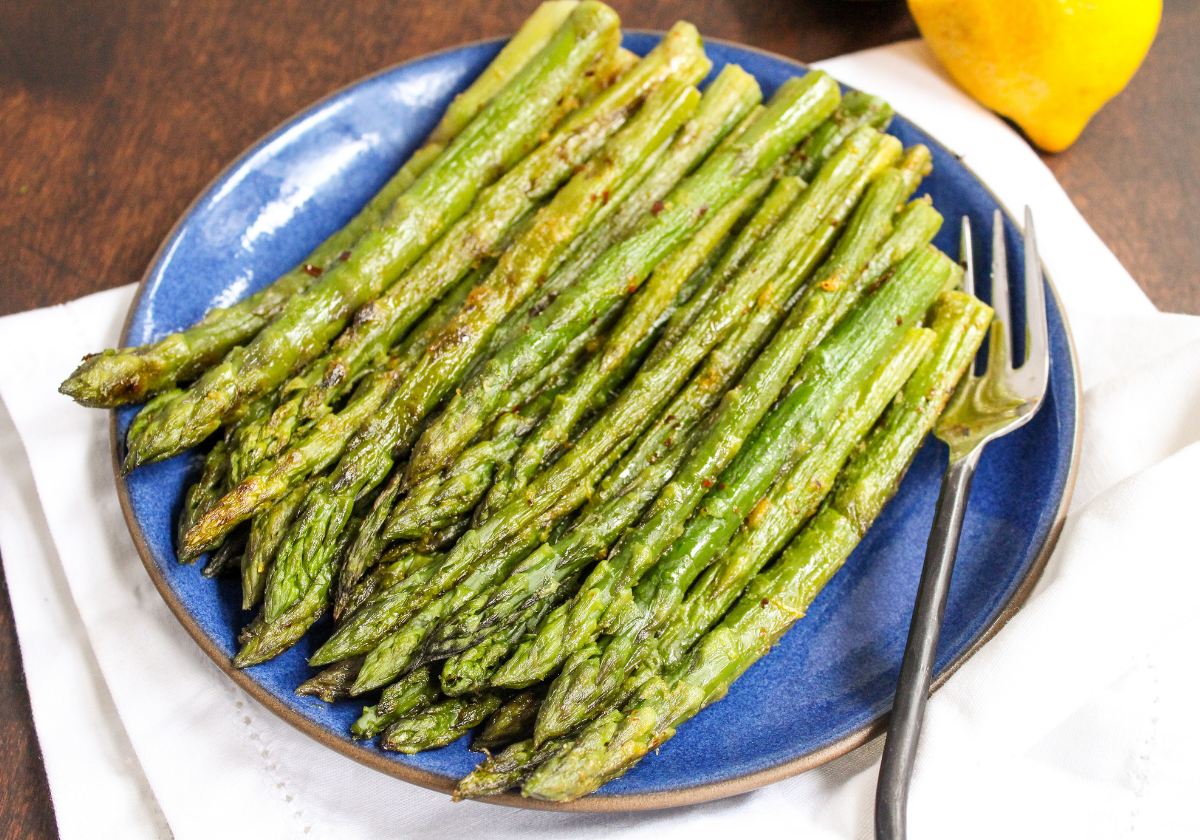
(2, 40, 1198, 839)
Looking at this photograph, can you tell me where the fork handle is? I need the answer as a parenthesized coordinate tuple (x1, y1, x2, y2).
(875, 450, 980, 840)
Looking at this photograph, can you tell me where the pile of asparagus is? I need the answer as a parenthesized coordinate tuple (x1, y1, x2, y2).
(62, 1, 993, 802)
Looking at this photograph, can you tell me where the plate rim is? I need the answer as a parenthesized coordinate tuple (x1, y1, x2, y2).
(110, 31, 1083, 813)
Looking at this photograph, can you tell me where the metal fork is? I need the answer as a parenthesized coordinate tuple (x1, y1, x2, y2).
(875, 207, 1049, 840)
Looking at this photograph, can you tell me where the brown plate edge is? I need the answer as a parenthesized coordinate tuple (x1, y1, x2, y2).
(109, 33, 1085, 814)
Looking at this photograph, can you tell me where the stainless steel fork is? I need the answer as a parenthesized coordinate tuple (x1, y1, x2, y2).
(875, 207, 1049, 840)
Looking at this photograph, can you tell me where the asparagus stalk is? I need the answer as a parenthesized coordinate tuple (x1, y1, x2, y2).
(330, 470, 406, 620)
(227, 257, 489, 485)
(256, 477, 342, 624)
(317, 562, 442, 664)
(230, 72, 837, 669)
(318, 76, 702, 497)
(299, 332, 603, 670)
(422, 406, 709, 662)
(570, 175, 801, 508)
(410, 329, 614, 540)
(350, 665, 440, 739)
(312, 402, 689, 691)
(606, 151, 934, 626)
(207, 266, 592, 588)
(381, 693, 504, 753)
(221, 393, 275, 482)
(470, 170, 739, 528)
(313, 264, 709, 679)
(288, 29, 713, 427)
(350, 427, 691, 695)
(409, 520, 472, 554)
(472, 688, 544, 753)
(473, 87, 765, 519)
(405, 394, 562, 538)
(317, 525, 539, 680)
(210, 55, 626, 486)
(288, 535, 470, 681)
(513, 227, 952, 703)
(458, 737, 573, 800)
(240, 478, 314, 609)
(621, 246, 957, 635)
(479, 92, 766, 366)
(175, 441, 229, 563)
(790, 90, 894, 181)
(370, 77, 842, 647)
(430, 2, 583, 145)
(57, 2, 578, 408)
(294, 656, 365, 702)
(521, 290, 991, 802)
(192, 359, 406, 562)
(459, 661, 658, 794)
(183, 41, 710, 555)
(230, 75, 700, 662)
(471, 261, 709, 531)
(657, 336, 935, 662)
(644, 174, 804, 369)
(631, 91, 893, 370)
(124, 3, 623, 468)
(439, 572, 581, 697)
(528, 167, 938, 734)
(404, 72, 842, 490)
(380, 388, 559, 545)
(349, 555, 532, 694)
(469, 128, 671, 371)
(597, 139, 925, 511)
(201, 525, 246, 579)
(489, 127, 905, 689)
(502, 168, 774, 503)
(333, 383, 566, 621)
(339, 547, 444, 621)
(234, 514, 360, 666)
(535, 326, 937, 742)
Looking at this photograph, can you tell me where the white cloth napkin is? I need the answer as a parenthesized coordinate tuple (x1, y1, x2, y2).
(2, 40, 1198, 839)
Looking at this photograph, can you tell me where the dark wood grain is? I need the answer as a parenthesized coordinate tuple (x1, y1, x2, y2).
(0, 0, 918, 319)
(0, 0, 1193, 834)
(1038, 0, 1200, 314)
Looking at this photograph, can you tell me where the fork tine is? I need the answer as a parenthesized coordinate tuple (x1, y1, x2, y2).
(989, 208, 1012, 374)
(959, 215, 975, 298)
(1021, 206, 1049, 395)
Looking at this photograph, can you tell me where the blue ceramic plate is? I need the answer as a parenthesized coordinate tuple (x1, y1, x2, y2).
(114, 32, 1081, 811)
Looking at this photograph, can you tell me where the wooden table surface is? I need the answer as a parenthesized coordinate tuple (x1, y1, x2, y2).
(1, 0, 1195, 834)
